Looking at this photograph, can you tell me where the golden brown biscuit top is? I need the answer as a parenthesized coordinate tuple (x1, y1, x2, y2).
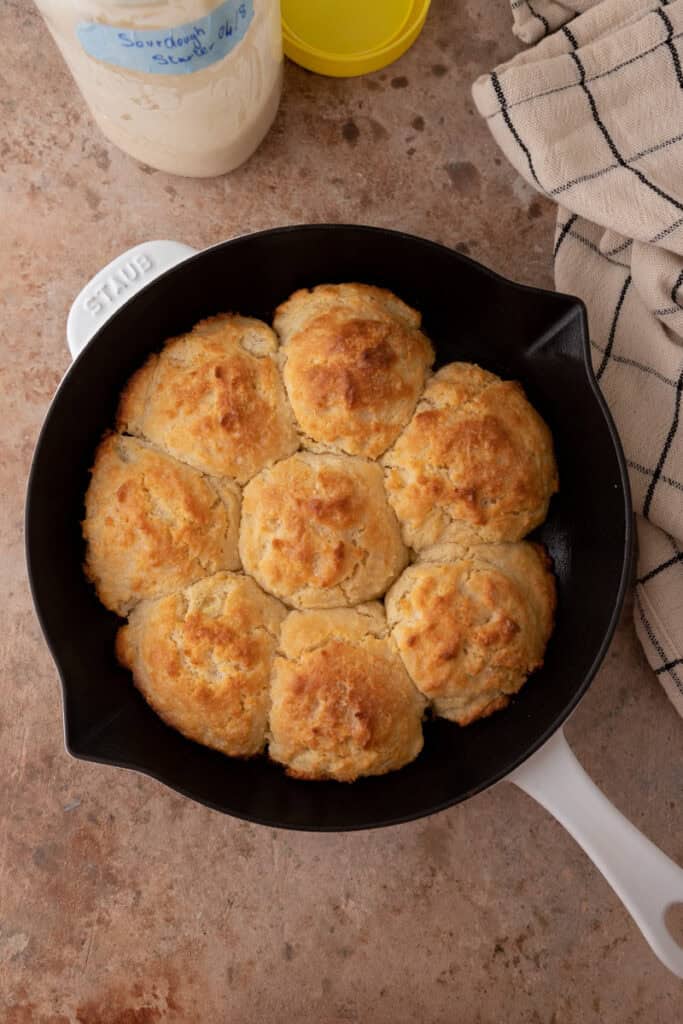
(275, 283, 433, 458)
(277, 642, 402, 760)
(421, 361, 498, 407)
(269, 606, 425, 781)
(117, 314, 299, 483)
(274, 282, 422, 336)
(117, 573, 286, 758)
(83, 434, 240, 616)
(386, 542, 556, 724)
(142, 572, 285, 681)
(278, 601, 388, 654)
(239, 452, 408, 608)
(383, 362, 558, 548)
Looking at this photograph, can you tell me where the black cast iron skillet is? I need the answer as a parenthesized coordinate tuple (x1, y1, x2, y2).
(27, 224, 630, 823)
(25, 226, 683, 973)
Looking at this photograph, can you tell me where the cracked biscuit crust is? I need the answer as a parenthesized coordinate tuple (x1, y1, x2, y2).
(239, 452, 409, 609)
(382, 362, 558, 549)
(269, 605, 425, 781)
(117, 314, 299, 484)
(83, 434, 241, 616)
(274, 283, 434, 459)
(85, 296, 560, 775)
(386, 542, 556, 725)
(116, 572, 287, 757)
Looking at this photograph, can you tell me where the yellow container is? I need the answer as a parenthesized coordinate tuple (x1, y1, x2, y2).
(282, 0, 431, 77)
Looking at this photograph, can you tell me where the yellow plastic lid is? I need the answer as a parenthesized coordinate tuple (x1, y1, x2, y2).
(282, 0, 432, 78)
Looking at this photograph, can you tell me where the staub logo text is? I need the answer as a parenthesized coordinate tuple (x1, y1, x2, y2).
(84, 253, 154, 316)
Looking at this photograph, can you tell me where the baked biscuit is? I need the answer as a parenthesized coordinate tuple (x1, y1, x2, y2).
(83, 434, 240, 616)
(117, 573, 286, 757)
(382, 362, 558, 549)
(269, 605, 425, 780)
(239, 452, 408, 608)
(386, 541, 556, 725)
(274, 283, 434, 458)
(117, 314, 299, 483)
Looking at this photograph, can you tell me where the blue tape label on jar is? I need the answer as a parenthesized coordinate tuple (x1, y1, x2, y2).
(77, 0, 254, 75)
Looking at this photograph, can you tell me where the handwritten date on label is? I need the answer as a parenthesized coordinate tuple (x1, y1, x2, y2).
(84, 253, 153, 316)
(77, 0, 254, 76)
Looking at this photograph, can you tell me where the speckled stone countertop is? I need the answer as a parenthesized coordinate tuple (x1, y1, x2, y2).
(1, 1, 681, 1021)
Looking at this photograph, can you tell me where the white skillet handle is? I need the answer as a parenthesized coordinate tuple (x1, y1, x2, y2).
(67, 240, 198, 360)
(509, 729, 683, 976)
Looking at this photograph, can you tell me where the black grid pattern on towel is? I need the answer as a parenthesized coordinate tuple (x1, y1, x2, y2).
(488, 13, 683, 207)
(485, 25, 683, 122)
(490, 0, 683, 712)
(636, 591, 683, 696)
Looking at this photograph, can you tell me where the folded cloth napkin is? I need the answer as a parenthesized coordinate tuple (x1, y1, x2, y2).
(473, 0, 683, 716)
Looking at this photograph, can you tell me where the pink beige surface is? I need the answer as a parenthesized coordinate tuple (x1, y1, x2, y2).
(1, 1, 681, 1020)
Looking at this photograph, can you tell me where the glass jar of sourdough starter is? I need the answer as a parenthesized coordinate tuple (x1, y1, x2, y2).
(33, 1, 283, 177)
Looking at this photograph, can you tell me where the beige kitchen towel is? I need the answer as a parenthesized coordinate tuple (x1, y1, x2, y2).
(473, 0, 683, 715)
(510, 1, 596, 43)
